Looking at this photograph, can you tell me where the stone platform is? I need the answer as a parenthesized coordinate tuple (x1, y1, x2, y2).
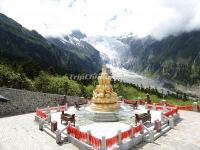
(0, 110, 199, 150)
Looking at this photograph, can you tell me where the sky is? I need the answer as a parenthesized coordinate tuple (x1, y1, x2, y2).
(1, 0, 200, 39)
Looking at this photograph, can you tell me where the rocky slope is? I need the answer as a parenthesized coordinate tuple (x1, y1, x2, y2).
(118, 32, 200, 85)
(47, 30, 102, 74)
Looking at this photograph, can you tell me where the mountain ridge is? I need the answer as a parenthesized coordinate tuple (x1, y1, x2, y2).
(118, 31, 200, 85)
(0, 13, 102, 78)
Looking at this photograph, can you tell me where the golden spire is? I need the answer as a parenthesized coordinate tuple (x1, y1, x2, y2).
(91, 65, 119, 112)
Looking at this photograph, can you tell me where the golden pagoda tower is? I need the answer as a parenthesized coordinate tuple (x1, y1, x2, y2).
(91, 65, 120, 112)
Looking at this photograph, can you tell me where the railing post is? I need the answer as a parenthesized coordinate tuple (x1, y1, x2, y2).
(161, 112, 165, 122)
(39, 119, 44, 131)
(145, 102, 148, 109)
(35, 115, 39, 122)
(117, 130, 122, 145)
(67, 121, 71, 134)
(101, 136, 106, 150)
(46, 106, 50, 114)
(149, 130, 154, 143)
(162, 104, 167, 112)
(153, 103, 156, 110)
(36, 107, 38, 113)
(57, 104, 60, 112)
(65, 103, 68, 111)
(169, 117, 174, 129)
(35, 107, 39, 121)
(47, 113, 51, 123)
(130, 125, 134, 138)
(162, 99, 166, 105)
(56, 129, 61, 144)
(139, 121, 144, 134)
(76, 126, 79, 131)
(87, 130, 91, 145)
(192, 102, 198, 112)
(175, 112, 180, 120)
(68, 121, 71, 125)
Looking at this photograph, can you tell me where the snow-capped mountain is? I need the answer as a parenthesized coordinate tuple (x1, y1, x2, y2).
(84, 35, 132, 68)
(47, 30, 102, 73)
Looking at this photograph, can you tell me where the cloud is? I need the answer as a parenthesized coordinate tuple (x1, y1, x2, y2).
(68, 0, 77, 8)
(0, 0, 200, 39)
(150, 0, 200, 39)
(109, 15, 118, 22)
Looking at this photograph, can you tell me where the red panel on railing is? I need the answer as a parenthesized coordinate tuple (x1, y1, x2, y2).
(133, 124, 142, 136)
(42, 112, 46, 118)
(77, 130, 87, 141)
(164, 107, 178, 117)
(147, 105, 153, 109)
(106, 135, 118, 148)
(121, 129, 132, 140)
(156, 105, 162, 110)
(68, 125, 101, 148)
(140, 100, 146, 104)
(164, 111, 171, 117)
(67, 125, 87, 142)
(89, 134, 102, 149)
(175, 107, 179, 113)
(156, 103, 162, 106)
(124, 99, 195, 112)
(67, 125, 76, 136)
(67, 124, 102, 148)
(178, 105, 192, 111)
(162, 103, 193, 111)
(36, 110, 48, 119)
(60, 105, 65, 110)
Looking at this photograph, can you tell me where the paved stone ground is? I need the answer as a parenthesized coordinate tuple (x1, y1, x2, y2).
(0, 111, 200, 150)
(0, 113, 78, 150)
(131, 110, 200, 150)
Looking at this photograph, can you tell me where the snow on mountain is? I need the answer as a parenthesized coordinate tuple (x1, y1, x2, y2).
(84, 35, 132, 68)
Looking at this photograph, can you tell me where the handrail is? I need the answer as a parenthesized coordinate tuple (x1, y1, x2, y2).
(60, 125, 68, 134)
(163, 115, 170, 120)
(141, 124, 150, 132)
(124, 100, 199, 112)
(66, 123, 143, 149)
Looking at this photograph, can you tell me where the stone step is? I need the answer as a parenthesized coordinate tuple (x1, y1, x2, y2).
(161, 123, 169, 130)
(153, 122, 169, 135)
(94, 114, 118, 118)
(94, 116, 118, 120)
(94, 118, 118, 122)
(154, 126, 171, 140)
(93, 112, 119, 122)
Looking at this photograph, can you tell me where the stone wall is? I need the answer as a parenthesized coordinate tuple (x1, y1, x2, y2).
(0, 87, 83, 117)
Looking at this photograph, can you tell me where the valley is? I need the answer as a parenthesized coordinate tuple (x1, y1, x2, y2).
(0, 13, 199, 98)
(85, 34, 200, 97)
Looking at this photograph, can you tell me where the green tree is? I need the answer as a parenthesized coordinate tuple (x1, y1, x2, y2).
(0, 64, 33, 90)
(34, 71, 50, 92)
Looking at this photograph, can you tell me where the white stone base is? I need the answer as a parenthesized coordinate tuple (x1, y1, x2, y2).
(93, 111, 119, 122)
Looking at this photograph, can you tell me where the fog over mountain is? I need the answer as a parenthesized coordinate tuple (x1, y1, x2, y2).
(1, 0, 200, 39)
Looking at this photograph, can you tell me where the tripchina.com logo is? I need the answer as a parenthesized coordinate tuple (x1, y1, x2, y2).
(69, 73, 99, 80)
